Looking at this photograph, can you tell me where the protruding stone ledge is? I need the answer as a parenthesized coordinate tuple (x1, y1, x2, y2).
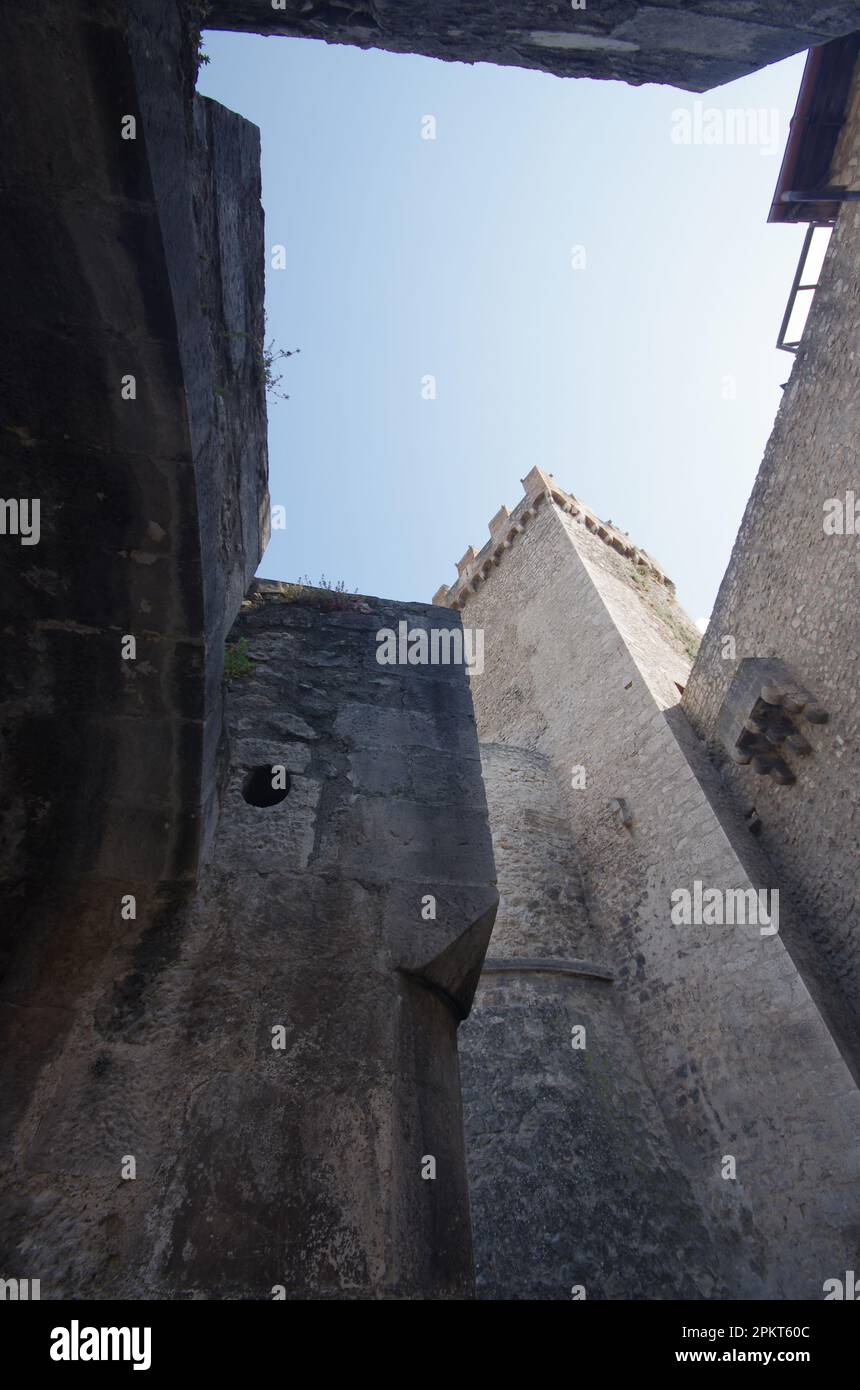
(480, 957, 615, 983)
(207, 1, 860, 99)
(432, 467, 674, 609)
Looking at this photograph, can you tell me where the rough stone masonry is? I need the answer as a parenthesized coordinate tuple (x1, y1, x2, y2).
(0, 583, 497, 1298)
(208, 0, 860, 92)
(683, 51, 860, 1086)
(437, 465, 860, 1298)
(2, 0, 860, 1303)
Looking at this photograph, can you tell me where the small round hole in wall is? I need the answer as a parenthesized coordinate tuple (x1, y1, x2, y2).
(242, 764, 291, 808)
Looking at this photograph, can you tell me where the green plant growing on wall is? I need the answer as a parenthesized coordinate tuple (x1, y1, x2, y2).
(279, 575, 361, 612)
(224, 637, 255, 679)
(190, 1, 211, 78)
(299, 574, 354, 594)
(260, 342, 300, 401)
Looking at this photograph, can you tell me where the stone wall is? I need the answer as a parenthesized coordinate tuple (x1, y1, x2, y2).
(207, 0, 860, 92)
(461, 742, 725, 1300)
(0, 584, 497, 1298)
(439, 476, 860, 1298)
(683, 60, 860, 1079)
(0, 0, 268, 895)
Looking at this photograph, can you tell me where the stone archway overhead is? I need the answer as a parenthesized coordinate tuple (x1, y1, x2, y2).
(206, 2, 860, 92)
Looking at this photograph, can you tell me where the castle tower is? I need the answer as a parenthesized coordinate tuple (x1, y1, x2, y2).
(461, 741, 724, 1299)
(435, 468, 860, 1299)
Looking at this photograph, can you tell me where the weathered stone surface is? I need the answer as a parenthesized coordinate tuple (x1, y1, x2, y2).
(438, 474, 860, 1298)
(207, 0, 860, 92)
(461, 743, 726, 1300)
(3, 0, 860, 1308)
(683, 61, 860, 1081)
(0, 586, 497, 1298)
(0, 0, 267, 888)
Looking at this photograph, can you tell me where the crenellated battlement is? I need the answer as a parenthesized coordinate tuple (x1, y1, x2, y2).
(433, 465, 674, 609)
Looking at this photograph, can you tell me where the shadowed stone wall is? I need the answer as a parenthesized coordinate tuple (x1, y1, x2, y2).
(207, 0, 860, 92)
(683, 61, 860, 1080)
(0, 584, 497, 1298)
(0, 0, 268, 894)
(1, 0, 495, 1304)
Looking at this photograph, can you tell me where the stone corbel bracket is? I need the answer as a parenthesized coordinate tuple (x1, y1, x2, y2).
(399, 899, 499, 1022)
(717, 658, 829, 786)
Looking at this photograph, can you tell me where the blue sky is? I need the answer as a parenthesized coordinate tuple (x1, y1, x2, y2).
(199, 33, 807, 624)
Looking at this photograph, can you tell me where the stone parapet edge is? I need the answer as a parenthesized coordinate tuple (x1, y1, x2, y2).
(433, 466, 674, 609)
